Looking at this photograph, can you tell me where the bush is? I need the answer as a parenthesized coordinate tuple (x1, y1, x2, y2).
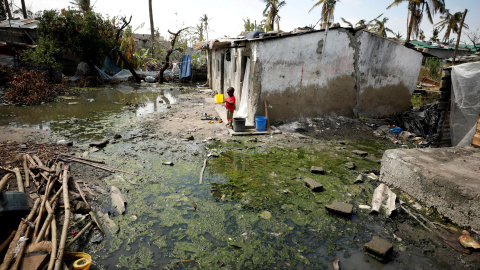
(5, 69, 58, 105)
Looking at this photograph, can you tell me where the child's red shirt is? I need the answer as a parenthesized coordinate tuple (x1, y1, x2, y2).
(225, 96, 235, 111)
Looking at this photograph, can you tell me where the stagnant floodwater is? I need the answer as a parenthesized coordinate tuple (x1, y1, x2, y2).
(0, 83, 461, 269)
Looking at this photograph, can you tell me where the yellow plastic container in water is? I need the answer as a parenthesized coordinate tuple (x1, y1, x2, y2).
(215, 94, 224, 103)
(65, 252, 92, 270)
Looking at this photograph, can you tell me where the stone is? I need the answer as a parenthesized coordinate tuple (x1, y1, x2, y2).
(114, 134, 122, 139)
(364, 236, 393, 260)
(186, 135, 194, 141)
(73, 201, 91, 214)
(325, 201, 353, 216)
(345, 162, 356, 170)
(90, 232, 104, 243)
(354, 174, 365, 184)
(303, 178, 323, 192)
(89, 139, 109, 148)
(352, 150, 368, 157)
(310, 166, 325, 174)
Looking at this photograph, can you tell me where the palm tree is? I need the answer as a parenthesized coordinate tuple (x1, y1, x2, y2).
(430, 27, 440, 41)
(69, 0, 93, 13)
(419, 30, 426, 40)
(3, 0, 11, 19)
(262, 0, 286, 31)
(196, 23, 204, 41)
(243, 17, 255, 31)
(309, 0, 339, 29)
(435, 10, 469, 43)
(387, 0, 446, 43)
(148, 0, 155, 58)
(370, 17, 394, 37)
(394, 31, 404, 39)
(200, 14, 210, 41)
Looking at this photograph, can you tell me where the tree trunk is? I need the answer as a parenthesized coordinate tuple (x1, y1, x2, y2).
(20, 0, 27, 19)
(149, 0, 155, 58)
(405, 3, 416, 44)
(3, 0, 11, 19)
(452, 9, 468, 66)
(159, 28, 187, 84)
(114, 49, 142, 83)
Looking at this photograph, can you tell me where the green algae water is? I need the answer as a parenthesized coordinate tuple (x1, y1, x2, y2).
(0, 83, 459, 269)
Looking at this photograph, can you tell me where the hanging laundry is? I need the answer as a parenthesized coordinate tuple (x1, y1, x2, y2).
(180, 54, 192, 78)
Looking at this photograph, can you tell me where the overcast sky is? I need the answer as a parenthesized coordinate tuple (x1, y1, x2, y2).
(15, 0, 480, 44)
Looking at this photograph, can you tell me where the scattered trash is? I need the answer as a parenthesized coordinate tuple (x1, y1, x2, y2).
(64, 252, 92, 270)
(90, 232, 104, 243)
(101, 213, 119, 233)
(220, 194, 226, 200)
(192, 201, 198, 211)
(358, 205, 371, 210)
(333, 258, 340, 270)
(388, 126, 403, 135)
(89, 139, 109, 148)
(345, 162, 356, 170)
(111, 186, 127, 215)
(459, 231, 480, 249)
(367, 173, 378, 181)
(130, 215, 138, 221)
(162, 162, 174, 166)
(354, 174, 366, 184)
(371, 184, 397, 217)
(145, 76, 155, 83)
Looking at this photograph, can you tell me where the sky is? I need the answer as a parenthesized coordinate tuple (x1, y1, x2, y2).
(13, 0, 480, 44)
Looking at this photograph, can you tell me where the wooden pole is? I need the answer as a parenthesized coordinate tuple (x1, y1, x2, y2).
(54, 167, 70, 270)
(35, 200, 56, 244)
(13, 167, 24, 192)
(0, 199, 40, 270)
(74, 181, 90, 208)
(452, 9, 468, 66)
(48, 216, 57, 270)
(33, 176, 53, 240)
(264, 100, 271, 132)
(65, 220, 94, 249)
(0, 230, 16, 254)
(23, 156, 30, 188)
(0, 173, 12, 191)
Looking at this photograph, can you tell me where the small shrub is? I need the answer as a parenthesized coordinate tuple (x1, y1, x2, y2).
(411, 94, 423, 109)
(5, 69, 58, 105)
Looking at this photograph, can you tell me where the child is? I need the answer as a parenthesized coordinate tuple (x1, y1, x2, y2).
(225, 87, 235, 128)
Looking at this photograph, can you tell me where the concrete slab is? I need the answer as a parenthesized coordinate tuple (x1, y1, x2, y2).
(380, 147, 480, 232)
(364, 236, 393, 260)
(325, 201, 353, 216)
(310, 166, 325, 174)
(303, 178, 323, 192)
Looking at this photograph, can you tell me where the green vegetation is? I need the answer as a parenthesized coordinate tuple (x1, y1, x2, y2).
(21, 9, 117, 70)
(419, 57, 443, 82)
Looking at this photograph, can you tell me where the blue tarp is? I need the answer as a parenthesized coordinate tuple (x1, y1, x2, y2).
(180, 54, 191, 78)
(102, 56, 122, 75)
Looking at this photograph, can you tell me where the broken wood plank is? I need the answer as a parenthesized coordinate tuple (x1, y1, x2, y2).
(199, 159, 207, 184)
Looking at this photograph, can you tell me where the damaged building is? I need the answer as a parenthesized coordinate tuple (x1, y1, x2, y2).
(201, 27, 423, 124)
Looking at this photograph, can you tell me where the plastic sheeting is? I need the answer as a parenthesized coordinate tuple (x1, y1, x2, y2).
(236, 58, 250, 118)
(451, 62, 480, 146)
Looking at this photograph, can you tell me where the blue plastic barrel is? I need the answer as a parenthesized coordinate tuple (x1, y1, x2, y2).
(255, 116, 267, 131)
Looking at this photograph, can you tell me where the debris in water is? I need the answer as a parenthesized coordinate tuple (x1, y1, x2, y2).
(364, 236, 393, 261)
(220, 194, 226, 200)
(333, 258, 340, 270)
(162, 162, 174, 166)
(111, 186, 127, 215)
(459, 232, 480, 249)
(325, 201, 353, 217)
(192, 201, 197, 211)
(303, 177, 323, 192)
(310, 166, 325, 174)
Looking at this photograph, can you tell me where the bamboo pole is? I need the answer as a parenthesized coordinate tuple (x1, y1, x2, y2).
(11, 223, 34, 270)
(35, 200, 56, 244)
(64, 157, 138, 175)
(0, 199, 40, 270)
(65, 220, 94, 249)
(13, 167, 24, 192)
(54, 167, 70, 270)
(60, 154, 105, 164)
(49, 186, 63, 205)
(0, 166, 15, 173)
(48, 216, 57, 270)
(33, 176, 53, 240)
(0, 230, 16, 254)
(0, 173, 12, 191)
(23, 155, 30, 188)
(199, 159, 207, 184)
(74, 181, 90, 208)
(82, 182, 97, 199)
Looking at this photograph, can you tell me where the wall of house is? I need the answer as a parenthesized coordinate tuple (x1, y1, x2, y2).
(355, 31, 423, 117)
(208, 29, 423, 123)
(252, 29, 357, 123)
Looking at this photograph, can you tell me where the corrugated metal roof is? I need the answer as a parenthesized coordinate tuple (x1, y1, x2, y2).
(409, 40, 478, 51)
(0, 19, 39, 29)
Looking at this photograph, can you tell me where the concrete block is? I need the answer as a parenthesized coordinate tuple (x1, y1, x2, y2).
(325, 201, 353, 216)
(345, 162, 356, 170)
(380, 147, 480, 232)
(304, 178, 323, 192)
(364, 236, 393, 260)
(310, 166, 325, 174)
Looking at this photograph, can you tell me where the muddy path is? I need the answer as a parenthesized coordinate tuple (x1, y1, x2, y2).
(1, 83, 479, 269)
